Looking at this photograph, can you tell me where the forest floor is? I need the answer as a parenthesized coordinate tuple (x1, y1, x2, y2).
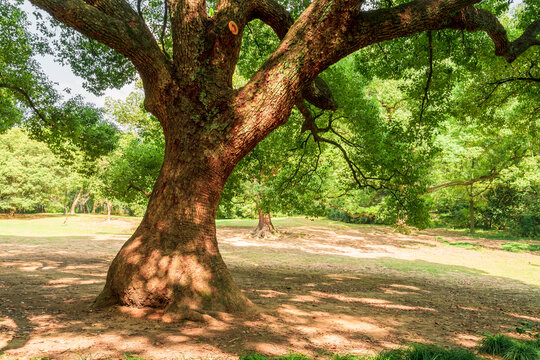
(0, 215, 539, 360)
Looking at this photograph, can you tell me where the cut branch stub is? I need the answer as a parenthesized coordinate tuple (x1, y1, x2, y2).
(229, 21, 239, 35)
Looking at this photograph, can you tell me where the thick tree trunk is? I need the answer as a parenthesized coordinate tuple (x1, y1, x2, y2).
(252, 209, 275, 238)
(69, 189, 82, 215)
(94, 146, 252, 319)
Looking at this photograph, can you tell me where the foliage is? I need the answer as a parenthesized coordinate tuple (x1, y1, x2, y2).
(0, 128, 71, 214)
(515, 322, 540, 340)
(0, 0, 119, 160)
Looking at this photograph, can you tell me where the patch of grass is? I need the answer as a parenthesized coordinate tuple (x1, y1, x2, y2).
(501, 243, 540, 253)
(332, 355, 366, 360)
(275, 354, 314, 360)
(503, 342, 539, 360)
(442, 241, 482, 250)
(241, 354, 274, 360)
(122, 354, 147, 360)
(370, 344, 477, 360)
(479, 334, 515, 355)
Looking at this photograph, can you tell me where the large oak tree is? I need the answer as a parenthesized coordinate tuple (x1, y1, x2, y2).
(27, 0, 539, 319)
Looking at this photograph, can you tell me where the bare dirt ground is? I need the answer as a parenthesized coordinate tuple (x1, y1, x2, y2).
(0, 216, 539, 359)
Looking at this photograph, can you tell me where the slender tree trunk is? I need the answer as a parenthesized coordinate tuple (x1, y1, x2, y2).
(70, 189, 82, 215)
(91, 201, 98, 214)
(63, 188, 68, 216)
(105, 199, 111, 222)
(93, 145, 252, 319)
(468, 185, 475, 234)
(252, 208, 275, 237)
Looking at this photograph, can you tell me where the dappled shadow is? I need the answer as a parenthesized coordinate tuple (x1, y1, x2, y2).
(0, 228, 539, 359)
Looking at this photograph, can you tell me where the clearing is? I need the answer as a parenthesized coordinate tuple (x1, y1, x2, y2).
(0, 215, 539, 359)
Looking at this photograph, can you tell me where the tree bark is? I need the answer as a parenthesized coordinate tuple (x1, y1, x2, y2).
(91, 200, 98, 214)
(69, 188, 82, 215)
(93, 143, 252, 319)
(252, 209, 275, 238)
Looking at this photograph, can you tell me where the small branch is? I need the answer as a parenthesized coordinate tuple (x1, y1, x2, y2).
(488, 77, 540, 85)
(127, 180, 151, 198)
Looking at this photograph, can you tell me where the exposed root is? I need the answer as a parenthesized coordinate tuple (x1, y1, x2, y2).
(250, 227, 278, 239)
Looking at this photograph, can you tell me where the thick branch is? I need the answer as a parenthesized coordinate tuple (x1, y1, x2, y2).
(29, 0, 171, 87)
(169, 0, 207, 76)
(446, 9, 540, 62)
(427, 173, 496, 193)
(247, 0, 338, 111)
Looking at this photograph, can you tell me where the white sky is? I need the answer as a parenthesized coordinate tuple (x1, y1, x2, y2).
(22, 1, 134, 109)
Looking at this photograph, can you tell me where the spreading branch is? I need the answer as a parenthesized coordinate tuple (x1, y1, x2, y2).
(0, 83, 52, 126)
(29, 0, 170, 84)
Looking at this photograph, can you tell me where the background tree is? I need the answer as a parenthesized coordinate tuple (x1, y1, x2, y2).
(0, 128, 70, 214)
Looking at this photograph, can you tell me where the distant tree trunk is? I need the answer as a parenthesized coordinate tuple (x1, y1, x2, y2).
(70, 189, 83, 215)
(468, 185, 475, 233)
(91, 201, 98, 214)
(63, 188, 68, 216)
(252, 208, 275, 238)
(105, 199, 111, 222)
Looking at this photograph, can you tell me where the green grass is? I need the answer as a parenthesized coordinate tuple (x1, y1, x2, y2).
(478, 334, 540, 360)
(501, 243, 540, 253)
(376, 343, 477, 360)
(439, 228, 534, 241)
(442, 241, 483, 250)
(0, 214, 139, 236)
(503, 342, 539, 360)
(240, 344, 478, 360)
(479, 334, 515, 355)
(216, 217, 371, 230)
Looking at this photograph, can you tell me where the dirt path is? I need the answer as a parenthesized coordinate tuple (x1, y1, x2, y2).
(0, 220, 539, 359)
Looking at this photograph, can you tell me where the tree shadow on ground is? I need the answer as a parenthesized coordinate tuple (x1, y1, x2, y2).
(0, 231, 539, 359)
